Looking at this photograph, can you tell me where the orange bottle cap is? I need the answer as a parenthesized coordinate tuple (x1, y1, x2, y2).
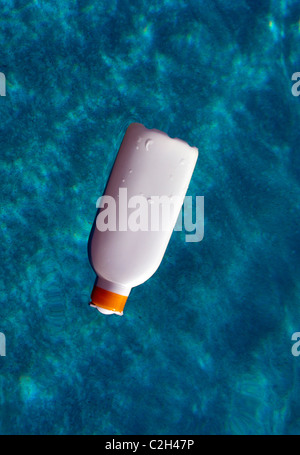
(89, 285, 127, 315)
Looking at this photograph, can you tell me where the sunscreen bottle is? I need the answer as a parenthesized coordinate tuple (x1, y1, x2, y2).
(88, 123, 198, 315)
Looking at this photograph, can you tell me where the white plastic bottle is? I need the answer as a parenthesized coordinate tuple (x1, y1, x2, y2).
(88, 123, 198, 315)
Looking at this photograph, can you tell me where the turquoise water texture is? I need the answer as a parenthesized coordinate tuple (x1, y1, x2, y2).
(0, 0, 300, 435)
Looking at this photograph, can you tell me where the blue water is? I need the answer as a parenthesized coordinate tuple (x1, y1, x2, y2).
(0, 0, 300, 435)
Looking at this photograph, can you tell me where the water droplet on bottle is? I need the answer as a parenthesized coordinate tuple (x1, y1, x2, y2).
(136, 146, 139, 150)
(180, 159, 185, 165)
(122, 179, 125, 183)
(145, 139, 154, 151)
(129, 169, 133, 174)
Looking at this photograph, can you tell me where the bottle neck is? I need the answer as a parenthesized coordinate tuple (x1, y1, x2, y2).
(95, 276, 131, 296)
